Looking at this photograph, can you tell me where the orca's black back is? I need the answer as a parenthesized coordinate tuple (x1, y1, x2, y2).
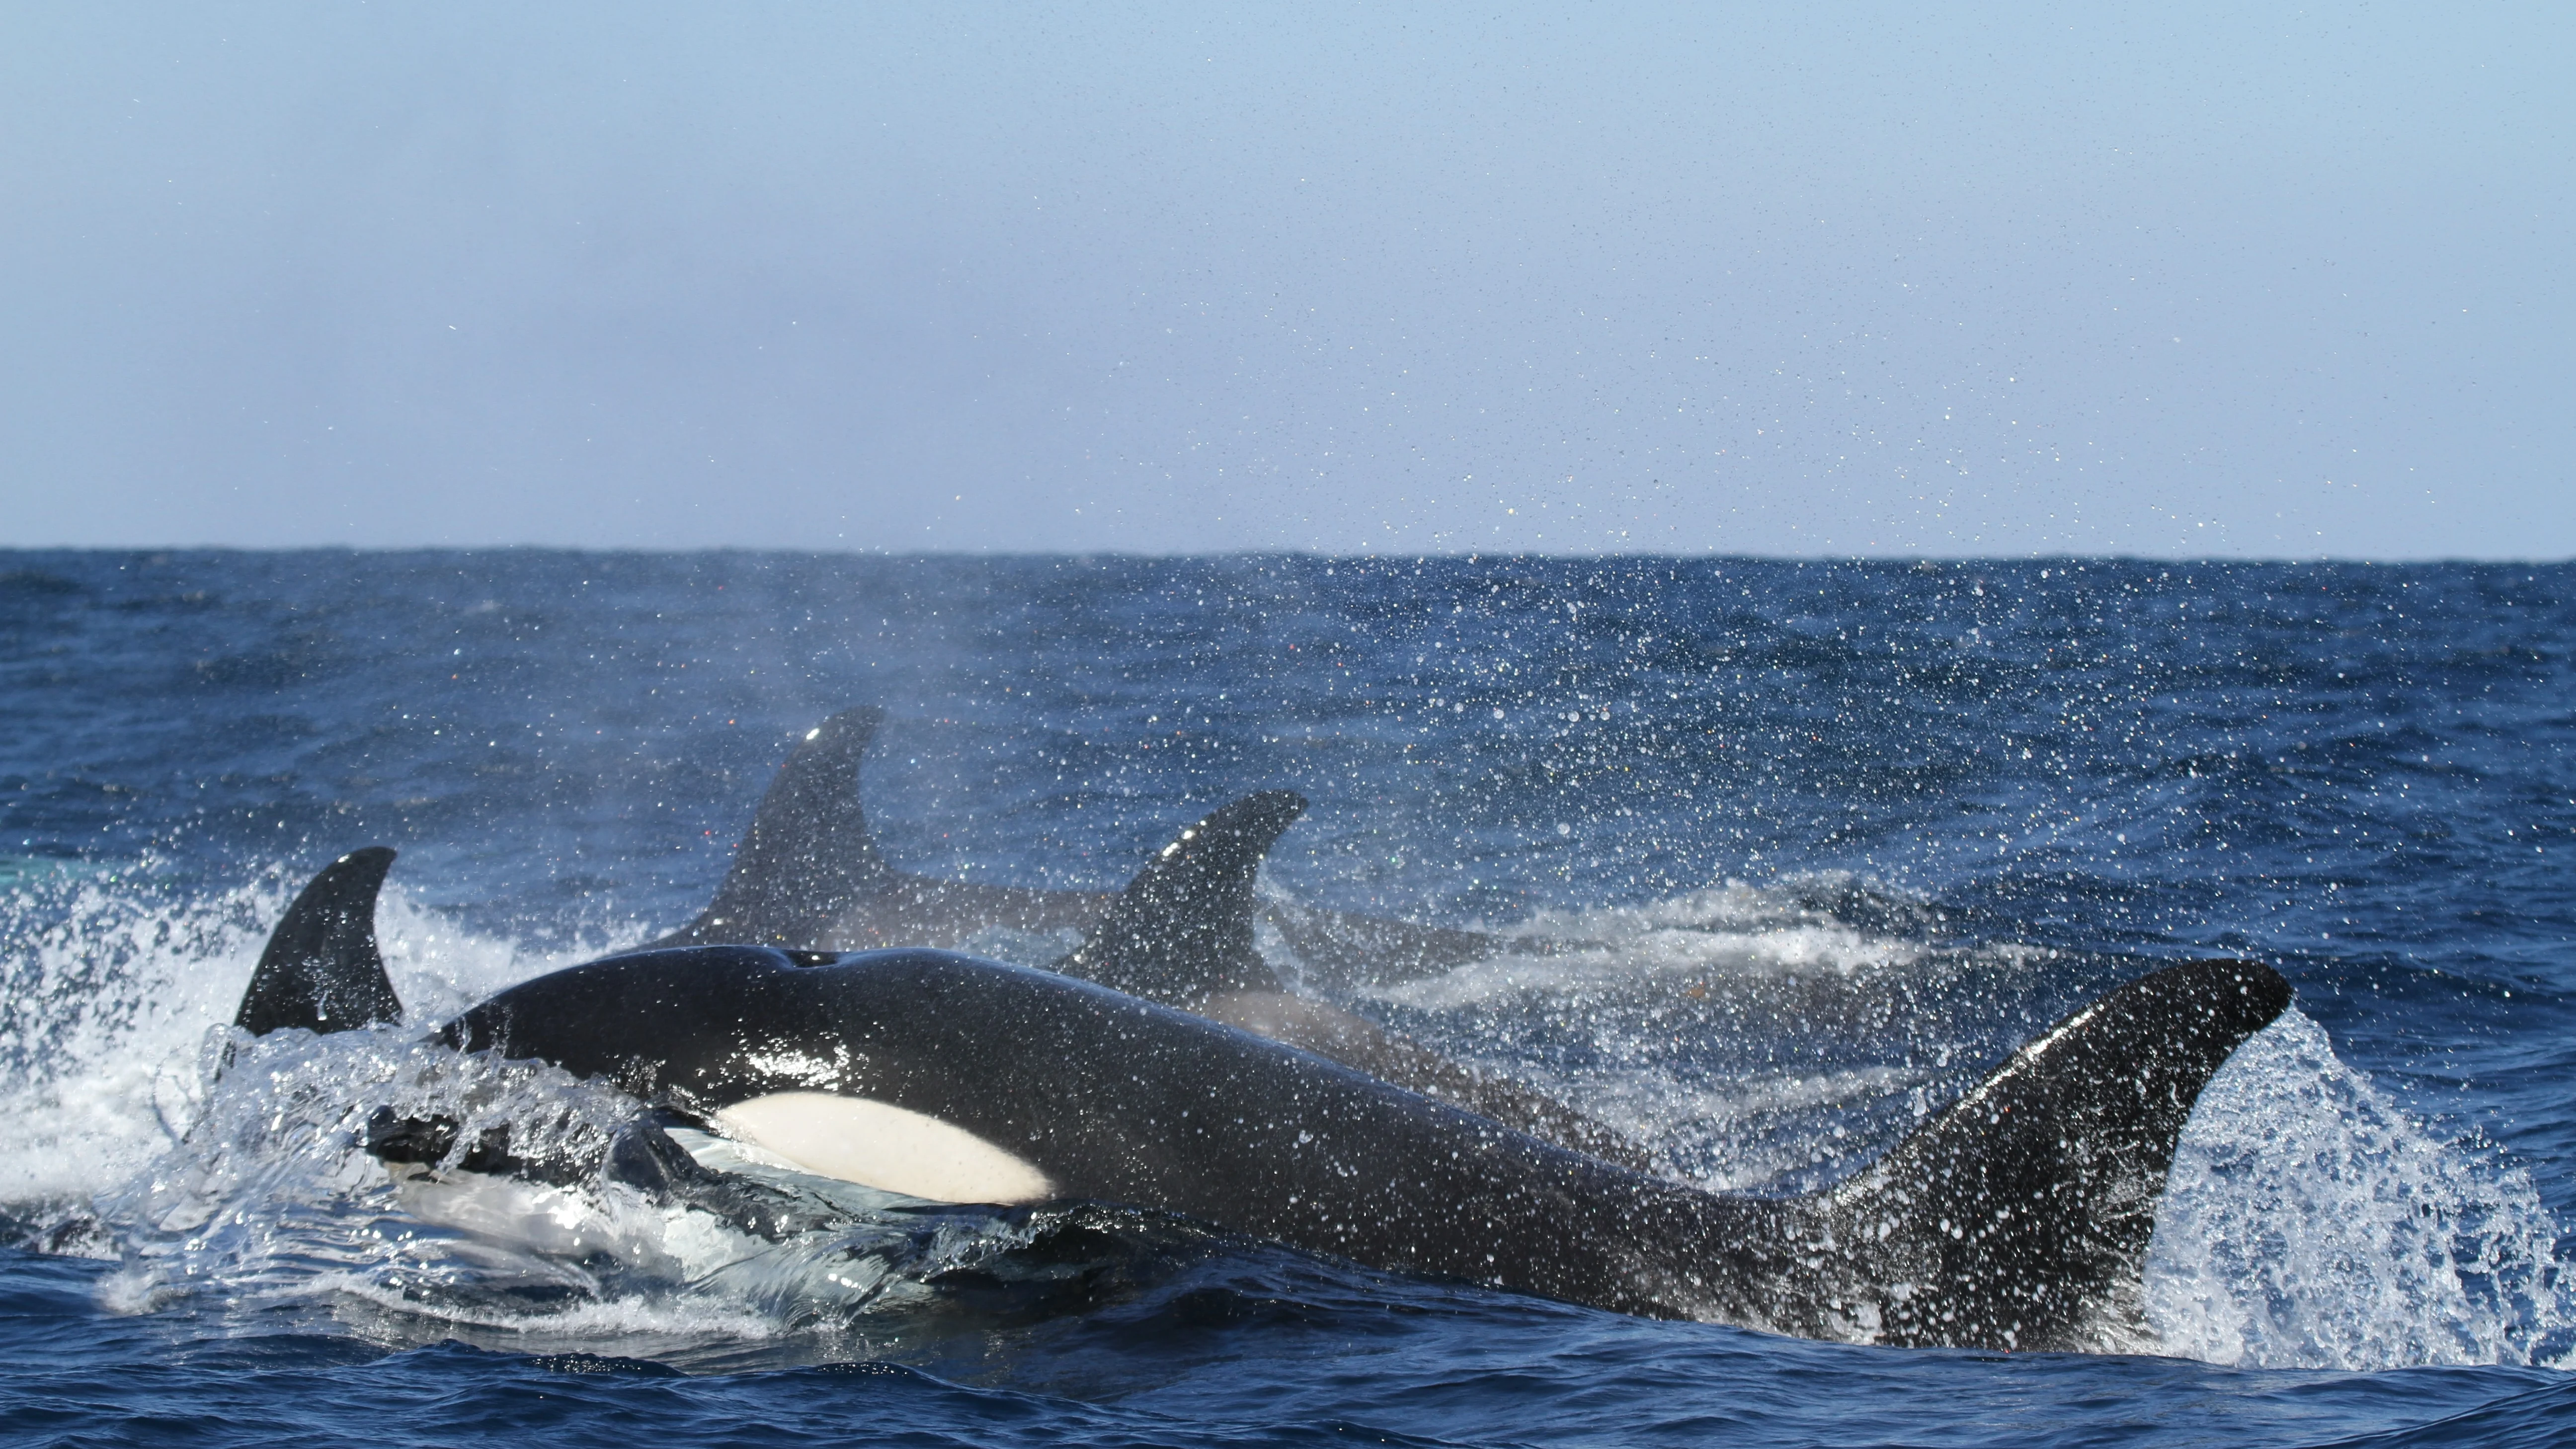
(445, 946, 1785, 1319)
(440, 944, 2289, 1348)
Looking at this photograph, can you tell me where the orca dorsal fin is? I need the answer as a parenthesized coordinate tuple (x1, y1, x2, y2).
(1812, 958, 2292, 1351)
(1053, 790, 1307, 1009)
(235, 847, 404, 1037)
(667, 706, 893, 946)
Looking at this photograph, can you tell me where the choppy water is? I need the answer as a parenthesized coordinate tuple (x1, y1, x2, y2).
(3, 551, 2573, 1446)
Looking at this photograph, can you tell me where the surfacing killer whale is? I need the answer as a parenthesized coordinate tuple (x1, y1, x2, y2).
(650, 706, 1960, 991)
(646, 705, 1507, 978)
(235, 838, 2289, 1351)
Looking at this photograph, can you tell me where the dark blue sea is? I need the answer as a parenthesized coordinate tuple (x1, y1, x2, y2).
(4, 551, 2573, 1447)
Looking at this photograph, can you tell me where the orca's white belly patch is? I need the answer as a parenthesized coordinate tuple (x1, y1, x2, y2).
(710, 1092, 1055, 1205)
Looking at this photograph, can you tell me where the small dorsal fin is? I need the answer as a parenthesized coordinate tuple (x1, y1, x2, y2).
(1811, 958, 2292, 1350)
(235, 847, 403, 1037)
(664, 706, 893, 946)
(1052, 790, 1306, 1009)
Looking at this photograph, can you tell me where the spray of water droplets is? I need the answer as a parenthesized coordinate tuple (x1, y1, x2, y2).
(2147, 1010, 2576, 1370)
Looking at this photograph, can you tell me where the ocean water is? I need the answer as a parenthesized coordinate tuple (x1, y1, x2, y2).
(3, 550, 2573, 1447)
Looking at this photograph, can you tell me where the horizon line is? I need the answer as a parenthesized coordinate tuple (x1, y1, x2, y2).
(4, 544, 2572, 568)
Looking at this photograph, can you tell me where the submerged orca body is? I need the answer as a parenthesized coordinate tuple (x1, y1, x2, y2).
(648, 707, 1111, 951)
(649, 706, 1509, 980)
(238, 846, 2289, 1351)
(656, 707, 1973, 990)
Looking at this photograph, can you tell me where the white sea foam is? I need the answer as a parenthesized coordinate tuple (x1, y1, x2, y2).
(1375, 924, 1925, 1011)
(2145, 1009, 2576, 1370)
(0, 870, 272, 1205)
(81, 1019, 1004, 1349)
(1365, 881, 1938, 1012)
(0, 864, 623, 1205)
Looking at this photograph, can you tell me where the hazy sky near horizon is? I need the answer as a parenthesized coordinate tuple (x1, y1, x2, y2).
(3, 5, 2568, 557)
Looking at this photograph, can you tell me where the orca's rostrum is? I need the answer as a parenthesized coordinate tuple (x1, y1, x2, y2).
(235, 842, 2289, 1352)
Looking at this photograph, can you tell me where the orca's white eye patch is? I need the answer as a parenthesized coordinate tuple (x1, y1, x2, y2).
(711, 1092, 1054, 1205)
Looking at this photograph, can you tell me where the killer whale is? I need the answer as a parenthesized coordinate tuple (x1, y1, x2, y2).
(655, 707, 1959, 991)
(235, 847, 2290, 1350)
(648, 707, 1111, 951)
(649, 705, 1507, 977)
(233, 844, 401, 1036)
(651, 714, 1652, 1166)
(1045, 789, 1657, 1167)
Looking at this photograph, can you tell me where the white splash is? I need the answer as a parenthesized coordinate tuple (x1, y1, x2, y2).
(1367, 879, 1935, 1011)
(0, 861, 1072, 1360)
(0, 863, 624, 1207)
(83, 1020, 1040, 1353)
(2146, 1009, 2576, 1370)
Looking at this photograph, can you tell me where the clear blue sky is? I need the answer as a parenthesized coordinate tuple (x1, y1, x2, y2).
(3, 4, 2567, 556)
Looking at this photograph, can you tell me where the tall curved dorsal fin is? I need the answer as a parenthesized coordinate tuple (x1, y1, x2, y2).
(666, 706, 893, 946)
(235, 847, 403, 1037)
(1053, 790, 1307, 1009)
(1812, 958, 2292, 1350)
